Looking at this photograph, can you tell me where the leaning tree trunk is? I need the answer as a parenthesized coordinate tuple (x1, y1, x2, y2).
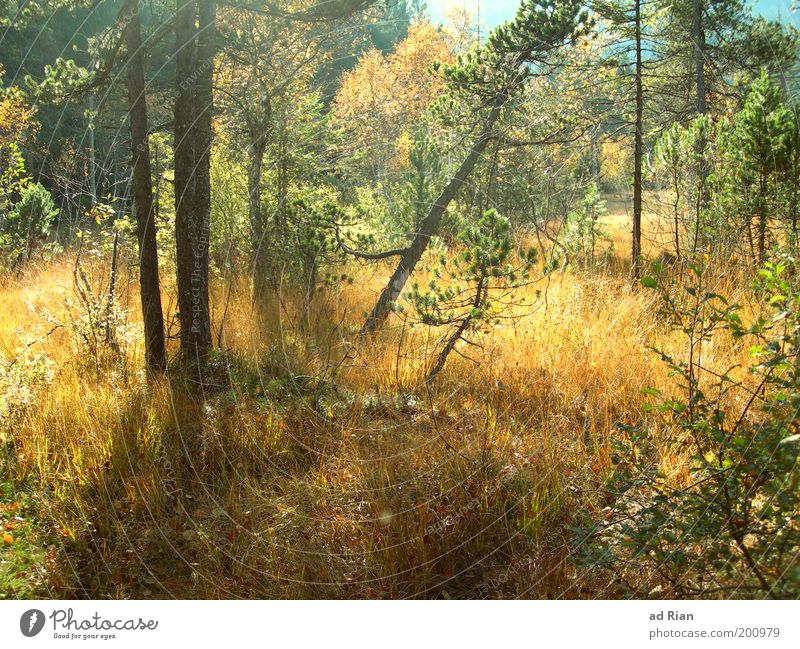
(124, 0, 167, 374)
(631, 0, 643, 278)
(426, 276, 484, 386)
(360, 97, 505, 337)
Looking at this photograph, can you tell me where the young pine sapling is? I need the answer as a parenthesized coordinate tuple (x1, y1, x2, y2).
(402, 209, 537, 386)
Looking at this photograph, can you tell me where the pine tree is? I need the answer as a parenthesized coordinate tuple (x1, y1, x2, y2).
(361, 0, 589, 335)
(730, 70, 794, 263)
(404, 209, 536, 385)
(123, 0, 167, 375)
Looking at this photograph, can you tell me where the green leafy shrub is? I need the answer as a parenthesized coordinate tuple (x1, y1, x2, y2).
(0, 182, 58, 268)
(0, 350, 55, 428)
(575, 254, 800, 598)
(560, 183, 611, 270)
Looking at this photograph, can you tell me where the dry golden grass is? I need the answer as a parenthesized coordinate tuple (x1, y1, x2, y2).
(0, 213, 762, 599)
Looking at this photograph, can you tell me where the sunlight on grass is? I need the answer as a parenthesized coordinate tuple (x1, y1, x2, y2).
(0, 211, 762, 599)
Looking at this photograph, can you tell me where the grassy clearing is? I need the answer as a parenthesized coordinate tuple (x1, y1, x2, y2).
(0, 210, 760, 599)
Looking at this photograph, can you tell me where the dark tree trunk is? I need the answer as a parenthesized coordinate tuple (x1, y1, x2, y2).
(105, 227, 119, 345)
(693, 0, 706, 116)
(174, 0, 197, 352)
(758, 172, 767, 264)
(276, 114, 288, 228)
(124, 0, 167, 374)
(426, 276, 484, 386)
(193, 0, 215, 346)
(672, 167, 681, 259)
(791, 143, 799, 252)
(360, 97, 504, 337)
(174, 0, 213, 360)
(746, 212, 756, 263)
(692, 0, 709, 230)
(632, 0, 643, 277)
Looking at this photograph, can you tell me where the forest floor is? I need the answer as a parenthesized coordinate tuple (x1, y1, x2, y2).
(0, 205, 756, 599)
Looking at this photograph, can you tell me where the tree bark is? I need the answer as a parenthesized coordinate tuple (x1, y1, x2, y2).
(632, 0, 643, 277)
(124, 0, 167, 374)
(672, 167, 681, 259)
(426, 276, 484, 386)
(758, 172, 767, 264)
(193, 0, 215, 346)
(174, 0, 213, 360)
(692, 0, 709, 229)
(360, 96, 505, 337)
(791, 141, 799, 253)
(693, 0, 706, 116)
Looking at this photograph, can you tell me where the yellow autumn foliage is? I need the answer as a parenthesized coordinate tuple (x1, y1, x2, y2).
(601, 138, 630, 183)
(0, 65, 37, 144)
(333, 19, 456, 163)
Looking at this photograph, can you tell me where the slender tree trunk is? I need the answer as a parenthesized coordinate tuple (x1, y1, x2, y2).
(673, 168, 681, 259)
(758, 172, 767, 264)
(300, 251, 319, 334)
(426, 276, 484, 386)
(791, 153, 799, 254)
(248, 133, 269, 301)
(360, 96, 504, 337)
(276, 112, 288, 228)
(154, 138, 161, 226)
(174, 0, 213, 360)
(693, 0, 706, 116)
(632, 0, 643, 277)
(124, 0, 167, 374)
(25, 217, 33, 261)
(692, 0, 709, 230)
(88, 95, 97, 206)
(105, 226, 119, 345)
(193, 0, 215, 346)
(174, 0, 197, 353)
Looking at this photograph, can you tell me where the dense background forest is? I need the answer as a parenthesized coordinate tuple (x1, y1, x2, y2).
(0, 0, 799, 599)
